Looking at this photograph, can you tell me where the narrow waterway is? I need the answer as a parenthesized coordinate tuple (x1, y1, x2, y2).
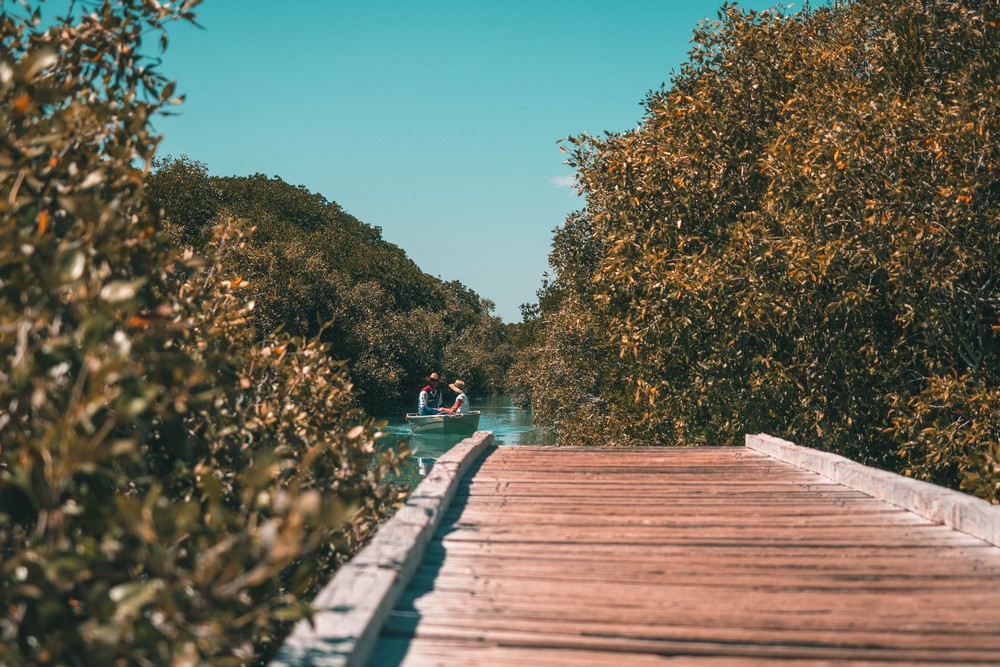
(377, 394, 554, 486)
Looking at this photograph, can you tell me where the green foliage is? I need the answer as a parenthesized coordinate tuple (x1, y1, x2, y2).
(147, 162, 516, 415)
(0, 2, 401, 664)
(147, 155, 221, 244)
(530, 0, 999, 499)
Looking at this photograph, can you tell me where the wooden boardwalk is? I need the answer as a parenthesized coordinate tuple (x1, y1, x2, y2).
(274, 435, 1000, 666)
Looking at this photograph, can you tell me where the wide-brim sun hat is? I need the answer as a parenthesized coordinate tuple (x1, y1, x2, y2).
(426, 373, 441, 382)
(449, 380, 466, 393)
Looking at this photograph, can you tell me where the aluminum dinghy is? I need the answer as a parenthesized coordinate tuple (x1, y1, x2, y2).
(405, 411, 481, 435)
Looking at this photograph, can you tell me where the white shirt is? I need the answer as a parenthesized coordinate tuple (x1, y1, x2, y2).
(454, 392, 470, 414)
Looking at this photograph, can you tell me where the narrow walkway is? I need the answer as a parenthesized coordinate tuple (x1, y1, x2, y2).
(371, 446, 1000, 665)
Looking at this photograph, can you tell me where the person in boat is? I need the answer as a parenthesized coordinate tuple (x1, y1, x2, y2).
(418, 372, 447, 415)
(445, 379, 470, 415)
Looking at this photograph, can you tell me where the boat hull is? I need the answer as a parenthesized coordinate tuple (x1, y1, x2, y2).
(406, 411, 481, 435)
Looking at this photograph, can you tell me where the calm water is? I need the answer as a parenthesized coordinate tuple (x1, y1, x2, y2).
(376, 394, 554, 485)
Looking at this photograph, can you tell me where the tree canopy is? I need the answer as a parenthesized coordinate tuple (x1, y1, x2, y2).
(147, 156, 517, 416)
(0, 2, 405, 663)
(522, 0, 999, 500)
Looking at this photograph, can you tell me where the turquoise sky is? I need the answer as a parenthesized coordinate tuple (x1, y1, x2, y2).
(153, 0, 785, 322)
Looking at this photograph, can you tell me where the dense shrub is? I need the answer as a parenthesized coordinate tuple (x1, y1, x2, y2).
(0, 2, 401, 664)
(148, 159, 517, 416)
(530, 0, 999, 500)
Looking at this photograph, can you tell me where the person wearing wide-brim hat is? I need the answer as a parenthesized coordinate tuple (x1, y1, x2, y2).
(418, 372, 447, 415)
(445, 379, 470, 415)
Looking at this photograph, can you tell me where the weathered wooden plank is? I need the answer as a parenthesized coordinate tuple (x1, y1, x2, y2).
(382, 612, 1000, 651)
(434, 529, 985, 547)
(407, 561, 1000, 591)
(376, 622, 1000, 663)
(418, 553, 1000, 581)
(443, 514, 934, 530)
(444, 507, 925, 522)
(387, 598, 1000, 637)
(397, 581, 1000, 617)
(372, 636, 977, 667)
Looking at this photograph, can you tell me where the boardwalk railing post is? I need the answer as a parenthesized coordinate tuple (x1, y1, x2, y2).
(746, 433, 1000, 547)
(270, 431, 494, 667)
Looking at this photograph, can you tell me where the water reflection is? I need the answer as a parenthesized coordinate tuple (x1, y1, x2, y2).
(376, 394, 553, 486)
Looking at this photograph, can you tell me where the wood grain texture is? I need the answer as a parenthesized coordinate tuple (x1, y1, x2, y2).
(370, 446, 1000, 666)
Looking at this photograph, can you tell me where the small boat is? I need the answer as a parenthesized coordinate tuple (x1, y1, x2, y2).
(405, 411, 481, 435)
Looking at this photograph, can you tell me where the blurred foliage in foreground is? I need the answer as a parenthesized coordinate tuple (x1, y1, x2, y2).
(518, 0, 999, 501)
(1, 1, 405, 664)
(147, 157, 517, 417)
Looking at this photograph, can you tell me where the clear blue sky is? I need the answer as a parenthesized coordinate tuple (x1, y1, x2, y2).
(151, 0, 784, 322)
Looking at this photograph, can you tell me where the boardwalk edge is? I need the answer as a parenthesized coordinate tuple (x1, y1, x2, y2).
(270, 431, 494, 667)
(746, 433, 1000, 547)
